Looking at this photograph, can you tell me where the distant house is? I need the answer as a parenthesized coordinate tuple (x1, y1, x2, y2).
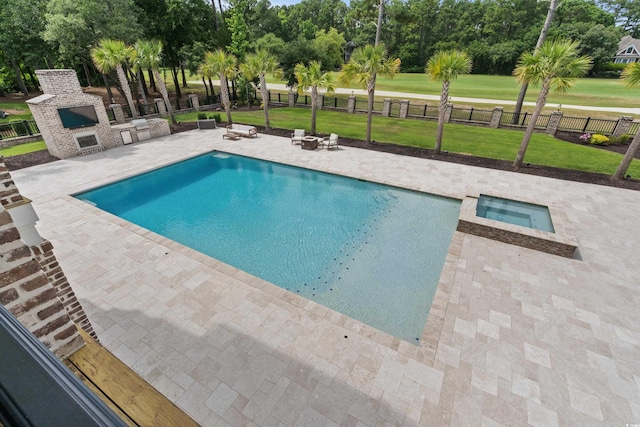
(614, 35, 640, 64)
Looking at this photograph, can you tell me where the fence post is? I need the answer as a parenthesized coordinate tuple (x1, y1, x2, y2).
(316, 94, 323, 110)
(613, 116, 634, 136)
(347, 96, 356, 113)
(266, 90, 270, 105)
(288, 91, 295, 107)
(154, 98, 167, 117)
(520, 112, 528, 126)
(444, 103, 453, 123)
(490, 107, 503, 128)
(399, 100, 409, 119)
(109, 104, 126, 123)
(468, 108, 474, 121)
(546, 111, 563, 135)
(382, 98, 392, 117)
(581, 117, 591, 132)
(188, 94, 200, 112)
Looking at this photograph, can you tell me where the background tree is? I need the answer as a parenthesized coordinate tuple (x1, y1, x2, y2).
(135, 39, 177, 124)
(241, 50, 283, 130)
(312, 28, 347, 70)
(512, 39, 592, 169)
(613, 62, 640, 180)
(426, 49, 472, 155)
(91, 39, 138, 118)
(340, 44, 400, 145)
(294, 61, 335, 135)
(43, 0, 141, 86)
(201, 49, 238, 124)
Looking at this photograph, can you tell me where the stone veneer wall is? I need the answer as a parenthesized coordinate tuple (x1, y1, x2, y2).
(0, 158, 95, 357)
(457, 219, 577, 258)
(27, 70, 119, 159)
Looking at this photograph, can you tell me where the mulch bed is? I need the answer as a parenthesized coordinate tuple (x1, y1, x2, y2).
(5, 121, 639, 192)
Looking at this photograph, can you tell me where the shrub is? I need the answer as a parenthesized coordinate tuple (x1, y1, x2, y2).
(212, 113, 222, 123)
(608, 134, 632, 145)
(589, 134, 610, 145)
(197, 113, 207, 120)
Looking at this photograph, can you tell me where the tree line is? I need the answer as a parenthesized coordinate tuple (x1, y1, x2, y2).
(0, 0, 637, 96)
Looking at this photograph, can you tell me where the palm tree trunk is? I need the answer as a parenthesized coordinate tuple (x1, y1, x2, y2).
(613, 128, 640, 180)
(102, 73, 114, 103)
(148, 68, 156, 92)
(116, 65, 138, 119)
(513, 80, 550, 170)
(434, 80, 449, 154)
(311, 87, 318, 135)
(153, 68, 177, 124)
(137, 70, 149, 114)
(220, 75, 233, 124)
(366, 76, 376, 145)
(260, 74, 270, 130)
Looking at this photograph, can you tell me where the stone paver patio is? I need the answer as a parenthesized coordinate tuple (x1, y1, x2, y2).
(12, 128, 640, 426)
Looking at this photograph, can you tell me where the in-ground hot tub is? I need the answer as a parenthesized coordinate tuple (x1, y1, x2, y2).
(457, 192, 577, 258)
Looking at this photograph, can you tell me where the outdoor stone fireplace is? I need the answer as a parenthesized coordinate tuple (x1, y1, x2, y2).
(26, 69, 118, 159)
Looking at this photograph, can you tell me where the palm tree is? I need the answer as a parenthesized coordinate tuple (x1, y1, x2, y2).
(613, 63, 640, 180)
(134, 40, 177, 124)
(340, 44, 400, 145)
(200, 50, 237, 125)
(512, 39, 592, 170)
(294, 61, 335, 135)
(240, 50, 283, 130)
(426, 50, 472, 155)
(91, 39, 138, 119)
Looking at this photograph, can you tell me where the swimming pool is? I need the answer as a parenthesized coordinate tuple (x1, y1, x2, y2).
(76, 152, 460, 342)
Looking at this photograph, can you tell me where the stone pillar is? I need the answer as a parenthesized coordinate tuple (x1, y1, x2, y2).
(613, 116, 634, 136)
(443, 103, 454, 123)
(288, 91, 295, 107)
(316, 94, 324, 110)
(382, 98, 392, 117)
(490, 107, 504, 128)
(347, 96, 356, 113)
(154, 98, 167, 117)
(546, 111, 563, 135)
(188, 94, 200, 112)
(399, 100, 409, 119)
(109, 104, 125, 124)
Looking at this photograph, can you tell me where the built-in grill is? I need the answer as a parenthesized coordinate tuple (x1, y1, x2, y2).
(130, 119, 151, 141)
(131, 119, 149, 130)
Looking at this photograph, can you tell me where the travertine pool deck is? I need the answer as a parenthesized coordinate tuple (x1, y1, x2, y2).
(12, 128, 640, 426)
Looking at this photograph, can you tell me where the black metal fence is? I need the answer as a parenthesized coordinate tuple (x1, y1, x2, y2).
(0, 120, 39, 140)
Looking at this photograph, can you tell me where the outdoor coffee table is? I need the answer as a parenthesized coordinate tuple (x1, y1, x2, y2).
(301, 136, 319, 150)
(223, 133, 241, 140)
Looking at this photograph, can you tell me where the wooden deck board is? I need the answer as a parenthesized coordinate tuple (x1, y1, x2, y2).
(67, 328, 199, 427)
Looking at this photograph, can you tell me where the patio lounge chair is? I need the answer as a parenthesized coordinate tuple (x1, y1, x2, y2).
(291, 129, 305, 145)
(322, 133, 339, 150)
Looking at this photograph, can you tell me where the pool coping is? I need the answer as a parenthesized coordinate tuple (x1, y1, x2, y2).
(456, 189, 578, 258)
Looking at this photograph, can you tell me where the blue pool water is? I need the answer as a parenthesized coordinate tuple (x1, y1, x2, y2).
(476, 195, 554, 232)
(76, 152, 461, 342)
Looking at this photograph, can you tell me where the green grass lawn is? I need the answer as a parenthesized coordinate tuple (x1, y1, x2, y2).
(175, 107, 640, 178)
(0, 101, 33, 121)
(263, 73, 637, 109)
(0, 140, 46, 157)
